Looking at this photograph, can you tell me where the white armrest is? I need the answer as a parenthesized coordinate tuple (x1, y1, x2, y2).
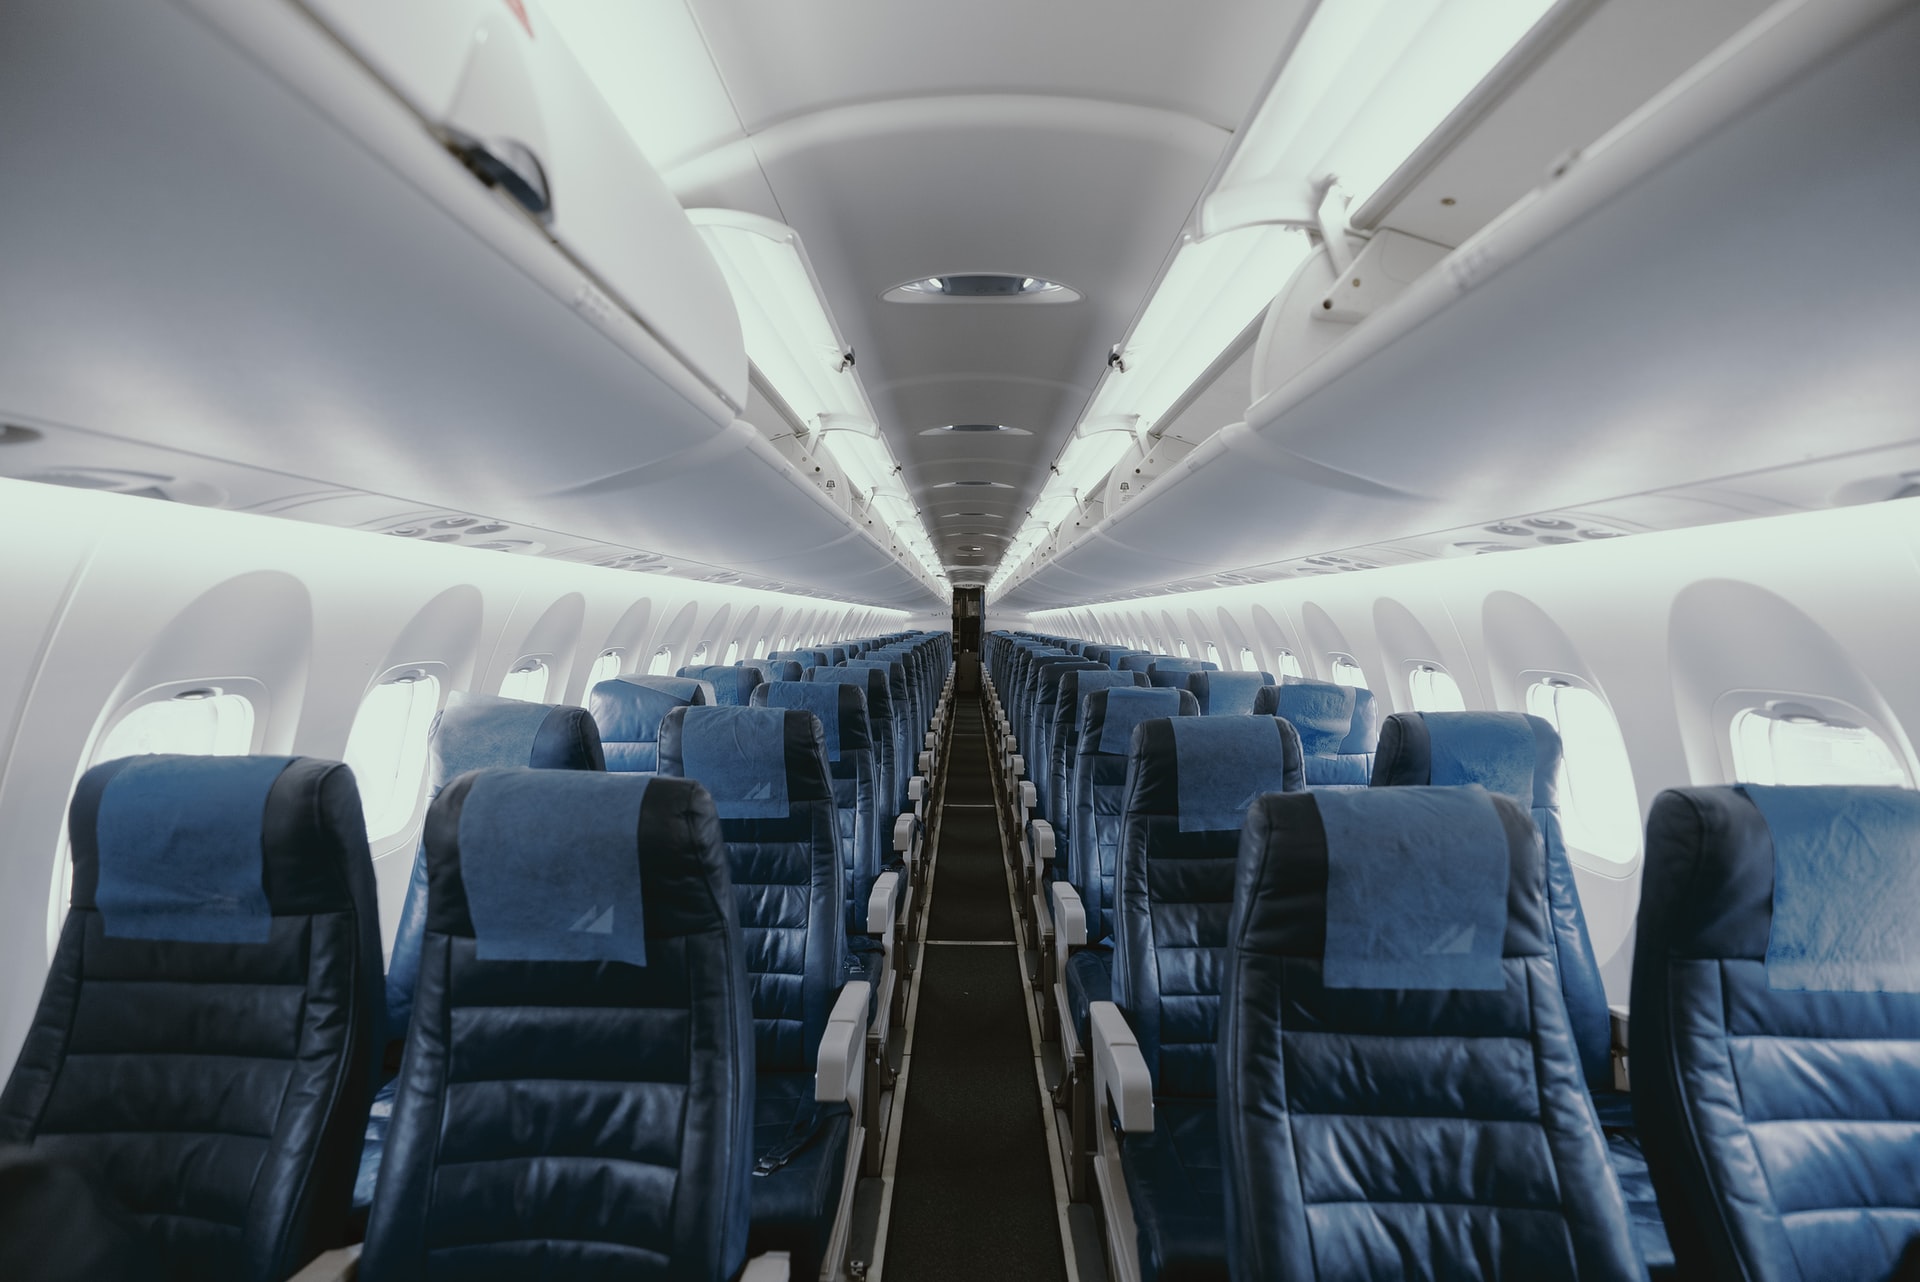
(919, 751, 933, 775)
(1010, 754, 1024, 780)
(1003, 733, 1019, 756)
(867, 870, 902, 938)
(1052, 880, 1086, 948)
(1609, 1003, 1630, 1053)
(925, 731, 938, 750)
(285, 1246, 361, 1282)
(1018, 781, 1037, 815)
(816, 980, 871, 1104)
(1090, 1001, 1154, 1134)
(1030, 820, 1055, 874)
(739, 1252, 793, 1282)
(908, 776, 925, 805)
(893, 812, 916, 854)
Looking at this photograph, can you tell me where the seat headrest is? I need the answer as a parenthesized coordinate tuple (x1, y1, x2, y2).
(741, 659, 804, 683)
(425, 770, 730, 947)
(1146, 658, 1216, 688)
(1056, 669, 1147, 728)
(71, 755, 366, 941)
(1117, 653, 1168, 674)
(1083, 686, 1193, 755)
(1239, 788, 1543, 991)
(677, 665, 762, 706)
(589, 676, 711, 738)
(1128, 717, 1305, 832)
(1649, 786, 1920, 993)
(753, 680, 871, 762)
(1372, 712, 1560, 810)
(1186, 670, 1274, 716)
(809, 664, 891, 717)
(658, 705, 833, 819)
(1341, 686, 1381, 755)
(432, 692, 604, 793)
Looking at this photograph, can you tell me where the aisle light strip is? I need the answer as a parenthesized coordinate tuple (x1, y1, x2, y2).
(997, 0, 1558, 601)
(688, 210, 943, 582)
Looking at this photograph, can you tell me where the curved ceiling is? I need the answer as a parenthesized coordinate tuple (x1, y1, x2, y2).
(546, 0, 1313, 579)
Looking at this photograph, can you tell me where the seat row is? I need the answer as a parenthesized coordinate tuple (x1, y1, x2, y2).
(0, 633, 952, 1281)
(977, 629, 1920, 1282)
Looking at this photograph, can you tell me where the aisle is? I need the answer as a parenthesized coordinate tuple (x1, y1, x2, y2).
(880, 694, 1066, 1281)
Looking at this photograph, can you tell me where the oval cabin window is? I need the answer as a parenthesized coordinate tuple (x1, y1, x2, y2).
(1408, 664, 1466, 712)
(1732, 706, 1908, 787)
(343, 672, 440, 842)
(1526, 680, 1641, 868)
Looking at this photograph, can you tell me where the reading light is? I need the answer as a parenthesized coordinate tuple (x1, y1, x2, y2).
(688, 208, 940, 580)
(1202, 0, 1557, 235)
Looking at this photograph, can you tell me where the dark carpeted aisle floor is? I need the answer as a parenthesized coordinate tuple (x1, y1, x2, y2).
(884, 696, 1065, 1281)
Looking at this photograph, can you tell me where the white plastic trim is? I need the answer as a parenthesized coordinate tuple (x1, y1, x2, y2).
(1091, 1001, 1155, 1134)
(867, 869, 902, 938)
(815, 980, 871, 1105)
(893, 812, 917, 854)
(740, 1252, 793, 1282)
(285, 1246, 361, 1282)
(1019, 780, 1037, 814)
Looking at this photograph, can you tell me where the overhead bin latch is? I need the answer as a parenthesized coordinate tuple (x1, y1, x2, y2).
(447, 132, 552, 219)
(1311, 176, 1355, 277)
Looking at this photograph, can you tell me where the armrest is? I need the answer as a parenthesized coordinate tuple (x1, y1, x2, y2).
(816, 980, 872, 1105)
(919, 751, 933, 775)
(867, 870, 903, 939)
(893, 813, 917, 855)
(1029, 819, 1054, 877)
(925, 731, 938, 750)
(1609, 1003, 1630, 1054)
(1009, 754, 1024, 780)
(1018, 780, 1037, 816)
(1090, 1001, 1154, 1134)
(285, 1246, 361, 1282)
(739, 1251, 793, 1282)
(1002, 733, 1019, 757)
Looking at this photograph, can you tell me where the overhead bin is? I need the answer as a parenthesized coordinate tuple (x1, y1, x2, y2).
(297, 0, 747, 412)
(1001, 0, 1920, 610)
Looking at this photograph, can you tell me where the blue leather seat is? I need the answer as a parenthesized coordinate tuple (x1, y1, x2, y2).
(1103, 717, 1304, 1282)
(1027, 657, 1102, 819)
(1120, 653, 1175, 677)
(847, 657, 912, 814)
(1633, 786, 1920, 1282)
(589, 675, 708, 775)
(1253, 681, 1379, 786)
(742, 658, 805, 685)
(754, 680, 880, 938)
(365, 694, 606, 1210)
(679, 663, 763, 706)
(1, 755, 381, 1281)
(359, 768, 754, 1280)
(1219, 788, 1642, 1281)
(1184, 670, 1275, 716)
(1147, 658, 1217, 688)
(1047, 670, 1147, 865)
(659, 706, 854, 1277)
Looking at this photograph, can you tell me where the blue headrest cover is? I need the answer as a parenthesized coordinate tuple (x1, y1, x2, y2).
(1342, 687, 1381, 755)
(755, 680, 850, 762)
(94, 755, 295, 942)
(589, 678, 700, 748)
(1168, 717, 1303, 832)
(680, 665, 761, 706)
(1118, 654, 1165, 674)
(1149, 658, 1214, 674)
(746, 659, 804, 683)
(1318, 787, 1510, 991)
(433, 693, 604, 792)
(1059, 669, 1143, 722)
(1743, 785, 1920, 992)
(1190, 671, 1271, 717)
(1096, 687, 1184, 754)
(1421, 712, 1556, 810)
(1269, 682, 1355, 755)
(455, 769, 648, 965)
(677, 706, 790, 819)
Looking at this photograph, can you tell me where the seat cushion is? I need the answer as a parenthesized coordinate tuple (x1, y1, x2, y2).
(749, 1072, 852, 1279)
(352, 1076, 398, 1210)
(1065, 946, 1111, 1047)
(1120, 1099, 1226, 1282)
(1608, 1131, 1676, 1278)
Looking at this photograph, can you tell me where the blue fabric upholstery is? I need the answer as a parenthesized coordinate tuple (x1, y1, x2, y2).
(1098, 687, 1184, 754)
(1218, 789, 1642, 1281)
(1065, 945, 1113, 1047)
(590, 675, 709, 775)
(1110, 717, 1303, 1281)
(2, 756, 382, 1282)
(677, 706, 789, 819)
(756, 680, 880, 935)
(1744, 785, 1920, 992)
(1185, 671, 1274, 717)
(1633, 786, 1920, 1282)
(359, 770, 754, 1281)
(1371, 711, 1610, 1087)
(1072, 687, 1198, 944)
(679, 664, 763, 707)
(658, 706, 850, 1273)
(1050, 670, 1147, 844)
(1167, 717, 1306, 834)
(741, 658, 804, 684)
(1252, 681, 1373, 787)
(1027, 657, 1102, 818)
(819, 664, 900, 827)
(1147, 658, 1218, 689)
(1120, 654, 1173, 676)
(1318, 787, 1509, 990)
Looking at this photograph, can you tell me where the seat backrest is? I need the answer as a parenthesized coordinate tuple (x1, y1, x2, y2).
(1027, 657, 1100, 809)
(1371, 711, 1610, 1089)
(1111, 717, 1303, 1099)
(741, 658, 804, 684)
(659, 706, 844, 1074)
(1, 755, 382, 1282)
(1220, 787, 1640, 1281)
(590, 676, 709, 775)
(1633, 785, 1920, 1282)
(842, 660, 907, 812)
(754, 679, 877, 935)
(678, 664, 762, 707)
(1118, 653, 1173, 676)
(1253, 680, 1379, 787)
(386, 693, 606, 1046)
(1146, 657, 1217, 688)
(1072, 686, 1197, 943)
(1050, 669, 1148, 836)
(1186, 670, 1276, 716)
(360, 769, 753, 1281)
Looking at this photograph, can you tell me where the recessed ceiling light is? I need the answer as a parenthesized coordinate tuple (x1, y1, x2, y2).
(884, 274, 1081, 304)
(935, 479, 1014, 488)
(918, 423, 1032, 436)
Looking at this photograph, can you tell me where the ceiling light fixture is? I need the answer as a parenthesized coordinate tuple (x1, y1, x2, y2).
(884, 273, 1080, 304)
(687, 208, 940, 583)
